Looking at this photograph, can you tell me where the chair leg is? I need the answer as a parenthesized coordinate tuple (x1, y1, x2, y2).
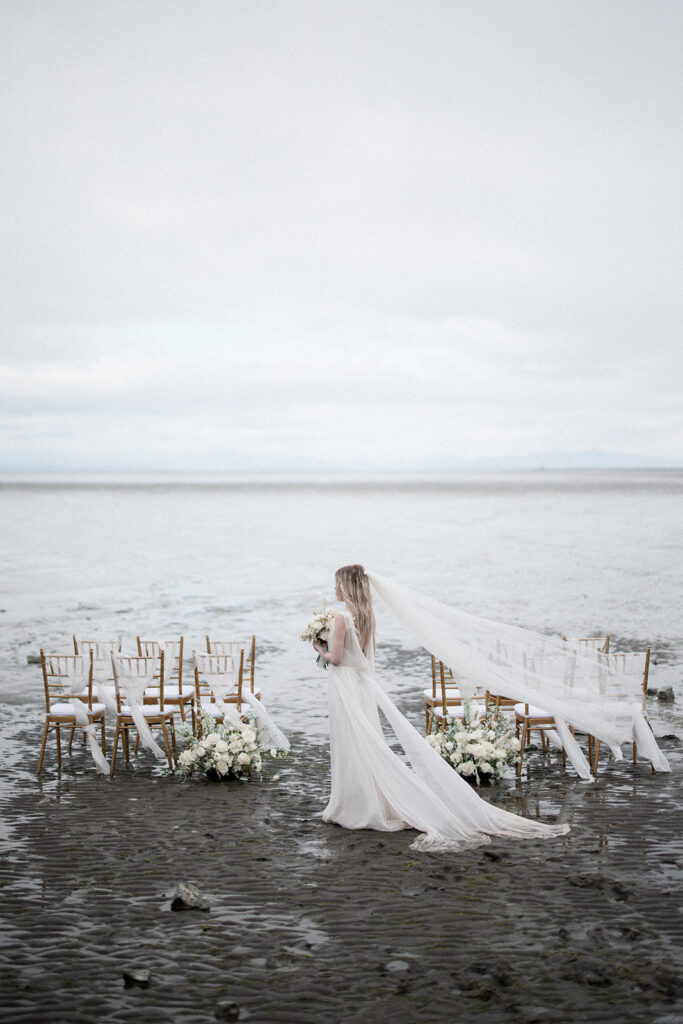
(133, 733, 140, 755)
(633, 740, 638, 765)
(170, 720, 178, 763)
(56, 725, 62, 768)
(122, 726, 130, 762)
(592, 738, 601, 776)
(67, 725, 75, 753)
(160, 722, 173, 771)
(517, 722, 528, 776)
(37, 721, 50, 774)
(100, 719, 107, 757)
(540, 729, 547, 754)
(110, 720, 120, 776)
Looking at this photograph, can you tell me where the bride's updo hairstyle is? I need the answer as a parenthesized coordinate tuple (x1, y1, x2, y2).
(335, 564, 375, 654)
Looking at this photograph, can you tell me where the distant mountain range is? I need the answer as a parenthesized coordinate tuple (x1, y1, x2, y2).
(443, 451, 682, 471)
(1, 450, 681, 475)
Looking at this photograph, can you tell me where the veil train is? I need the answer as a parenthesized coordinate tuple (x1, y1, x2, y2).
(366, 571, 670, 779)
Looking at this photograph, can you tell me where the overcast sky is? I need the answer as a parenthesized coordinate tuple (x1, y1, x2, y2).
(1, 0, 681, 471)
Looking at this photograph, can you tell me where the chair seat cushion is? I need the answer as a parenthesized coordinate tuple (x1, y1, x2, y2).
(119, 704, 173, 717)
(48, 702, 105, 717)
(199, 700, 251, 717)
(423, 686, 460, 699)
(514, 703, 553, 719)
(433, 706, 467, 719)
(163, 686, 195, 698)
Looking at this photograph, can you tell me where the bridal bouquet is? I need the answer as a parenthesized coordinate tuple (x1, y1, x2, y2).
(174, 711, 288, 781)
(300, 604, 336, 669)
(427, 702, 521, 786)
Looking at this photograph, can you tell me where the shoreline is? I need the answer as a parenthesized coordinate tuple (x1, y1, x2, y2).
(1, 702, 682, 1023)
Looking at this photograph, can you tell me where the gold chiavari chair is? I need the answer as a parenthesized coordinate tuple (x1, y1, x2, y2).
(484, 692, 518, 720)
(37, 651, 106, 774)
(514, 702, 557, 775)
(513, 651, 569, 776)
(193, 649, 246, 725)
(591, 647, 652, 775)
(482, 638, 518, 721)
(423, 654, 459, 733)
(110, 653, 176, 775)
(136, 637, 195, 728)
(205, 636, 260, 697)
(429, 659, 487, 733)
(561, 635, 610, 766)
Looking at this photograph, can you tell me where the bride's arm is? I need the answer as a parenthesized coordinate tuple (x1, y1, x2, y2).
(314, 613, 346, 666)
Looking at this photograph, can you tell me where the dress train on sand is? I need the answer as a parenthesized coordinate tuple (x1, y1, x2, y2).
(323, 612, 569, 852)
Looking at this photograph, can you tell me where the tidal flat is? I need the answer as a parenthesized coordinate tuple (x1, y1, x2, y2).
(1, 699, 681, 1024)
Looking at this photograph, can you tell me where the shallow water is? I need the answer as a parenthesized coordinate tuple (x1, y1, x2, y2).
(1, 470, 681, 745)
(1, 471, 682, 1024)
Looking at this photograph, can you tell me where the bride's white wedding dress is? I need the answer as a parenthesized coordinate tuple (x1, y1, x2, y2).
(322, 611, 569, 852)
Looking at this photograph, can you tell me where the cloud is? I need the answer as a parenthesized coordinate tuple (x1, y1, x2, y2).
(0, 1, 681, 469)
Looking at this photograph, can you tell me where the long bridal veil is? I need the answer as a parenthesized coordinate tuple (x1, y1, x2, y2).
(326, 609, 570, 851)
(366, 571, 669, 778)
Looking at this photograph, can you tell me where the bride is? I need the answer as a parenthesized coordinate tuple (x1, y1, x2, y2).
(313, 564, 569, 852)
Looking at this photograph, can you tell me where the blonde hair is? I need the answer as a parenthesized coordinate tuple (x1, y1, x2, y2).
(335, 564, 375, 654)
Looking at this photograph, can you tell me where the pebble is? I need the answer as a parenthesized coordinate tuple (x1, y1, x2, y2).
(385, 960, 410, 973)
(123, 969, 150, 988)
(215, 1001, 240, 1021)
(171, 881, 211, 912)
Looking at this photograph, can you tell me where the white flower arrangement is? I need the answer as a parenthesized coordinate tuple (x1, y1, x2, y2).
(300, 603, 337, 669)
(426, 701, 521, 786)
(174, 711, 289, 781)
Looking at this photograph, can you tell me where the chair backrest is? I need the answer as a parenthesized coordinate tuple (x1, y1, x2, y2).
(111, 653, 164, 711)
(435, 659, 463, 711)
(73, 637, 123, 678)
(136, 637, 184, 686)
(206, 636, 256, 692)
(562, 635, 610, 654)
(606, 648, 651, 707)
(194, 649, 244, 705)
(429, 654, 455, 699)
(41, 650, 94, 711)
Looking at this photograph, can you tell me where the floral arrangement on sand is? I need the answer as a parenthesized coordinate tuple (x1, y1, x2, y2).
(174, 711, 289, 781)
(300, 603, 337, 669)
(426, 701, 521, 785)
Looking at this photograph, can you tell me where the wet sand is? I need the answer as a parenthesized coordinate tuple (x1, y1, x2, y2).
(0, 705, 682, 1024)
